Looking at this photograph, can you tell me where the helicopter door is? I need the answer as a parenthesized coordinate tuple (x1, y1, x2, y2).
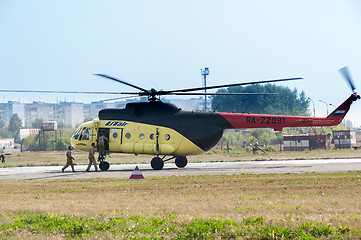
(109, 128, 123, 146)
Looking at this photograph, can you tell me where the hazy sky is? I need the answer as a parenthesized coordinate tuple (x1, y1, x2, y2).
(0, 1, 360, 126)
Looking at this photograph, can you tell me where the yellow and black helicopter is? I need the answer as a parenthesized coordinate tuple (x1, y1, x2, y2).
(1, 67, 359, 170)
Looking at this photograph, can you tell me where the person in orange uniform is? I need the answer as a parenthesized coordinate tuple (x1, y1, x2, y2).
(86, 142, 98, 171)
(62, 146, 76, 172)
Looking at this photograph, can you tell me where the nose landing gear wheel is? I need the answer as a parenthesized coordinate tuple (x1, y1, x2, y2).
(151, 157, 164, 170)
(99, 161, 110, 171)
(175, 156, 187, 168)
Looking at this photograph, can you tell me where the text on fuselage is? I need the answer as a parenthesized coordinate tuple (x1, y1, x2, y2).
(246, 116, 286, 125)
(105, 121, 128, 127)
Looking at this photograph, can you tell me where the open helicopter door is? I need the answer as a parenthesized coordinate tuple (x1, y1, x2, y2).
(97, 128, 110, 153)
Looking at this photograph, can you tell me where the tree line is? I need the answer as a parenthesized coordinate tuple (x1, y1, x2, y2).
(211, 83, 309, 116)
(0, 114, 22, 139)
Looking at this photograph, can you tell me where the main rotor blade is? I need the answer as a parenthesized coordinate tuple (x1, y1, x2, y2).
(0, 89, 123, 94)
(100, 95, 141, 102)
(166, 77, 302, 94)
(94, 74, 148, 92)
(170, 92, 278, 96)
(339, 66, 356, 93)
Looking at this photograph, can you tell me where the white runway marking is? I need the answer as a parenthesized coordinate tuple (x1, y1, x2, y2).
(0, 159, 360, 181)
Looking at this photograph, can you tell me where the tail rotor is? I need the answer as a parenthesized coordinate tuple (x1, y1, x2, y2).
(339, 66, 360, 100)
(339, 66, 357, 94)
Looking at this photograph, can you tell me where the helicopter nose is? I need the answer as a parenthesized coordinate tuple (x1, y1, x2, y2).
(70, 137, 76, 149)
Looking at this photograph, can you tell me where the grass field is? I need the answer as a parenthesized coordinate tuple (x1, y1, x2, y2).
(0, 172, 361, 238)
(0, 149, 360, 238)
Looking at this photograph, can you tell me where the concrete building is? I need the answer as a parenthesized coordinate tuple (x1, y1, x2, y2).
(2, 97, 227, 130)
(0, 101, 25, 126)
(84, 101, 115, 120)
(356, 129, 361, 146)
(55, 102, 84, 128)
(333, 130, 357, 149)
(19, 129, 41, 141)
(0, 138, 15, 153)
(24, 102, 55, 127)
(24, 101, 84, 128)
(283, 134, 331, 151)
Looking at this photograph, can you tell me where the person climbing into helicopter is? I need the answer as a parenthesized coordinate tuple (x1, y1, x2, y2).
(98, 134, 108, 160)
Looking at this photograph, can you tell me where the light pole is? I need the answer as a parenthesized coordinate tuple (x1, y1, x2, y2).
(319, 99, 329, 115)
(308, 97, 315, 117)
(201, 67, 209, 111)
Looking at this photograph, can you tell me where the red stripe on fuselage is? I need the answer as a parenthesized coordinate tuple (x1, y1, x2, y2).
(218, 93, 358, 131)
(219, 113, 337, 131)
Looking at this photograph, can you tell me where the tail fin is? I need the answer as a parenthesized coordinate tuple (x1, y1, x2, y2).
(326, 93, 360, 124)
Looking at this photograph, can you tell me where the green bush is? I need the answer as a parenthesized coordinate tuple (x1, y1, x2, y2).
(0, 213, 354, 239)
(245, 146, 253, 153)
(263, 146, 275, 152)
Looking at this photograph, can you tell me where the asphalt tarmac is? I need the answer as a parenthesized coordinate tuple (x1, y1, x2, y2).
(0, 159, 361, 181)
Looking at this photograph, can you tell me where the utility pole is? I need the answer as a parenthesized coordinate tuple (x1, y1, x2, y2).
(307, 97, 315, 117)
(201, 67, 209, 111)
(319, 99, 329, 116)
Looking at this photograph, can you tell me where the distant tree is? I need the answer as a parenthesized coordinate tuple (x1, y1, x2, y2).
(0, 115, 4, 129)
(211, 84, 310, 116)
(0, 128, 11, 138)
(32, 118, 44, 129)
(8, 114, 22, 137)
(344, 120, 353, 128)
(249, 128, 277, 145)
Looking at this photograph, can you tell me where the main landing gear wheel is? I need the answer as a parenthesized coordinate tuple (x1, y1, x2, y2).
(151, 157, 164, 170)
(99, 161, 110, 171)
(175, 156, 187, 168)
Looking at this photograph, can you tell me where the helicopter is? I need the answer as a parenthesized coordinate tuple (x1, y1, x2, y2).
(0, 67, 359, 171)
(69, 67, 359, 171)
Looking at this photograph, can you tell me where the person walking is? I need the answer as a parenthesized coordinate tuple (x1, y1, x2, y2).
(62, 146, 76, 172)
(86, 142, 98, 171)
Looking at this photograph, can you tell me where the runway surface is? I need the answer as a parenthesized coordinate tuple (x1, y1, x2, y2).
(0, 159, 361, 181)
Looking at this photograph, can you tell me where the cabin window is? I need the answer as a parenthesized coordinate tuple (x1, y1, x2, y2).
(164, 134, 170, 141)
(150, 134, 155, 140)
(81, 128, 90, 140)
(125, 132, 131, 139)
(139, 133, 145, 140)
(113, 132, 118, 139)
(72, 127, 82, 140)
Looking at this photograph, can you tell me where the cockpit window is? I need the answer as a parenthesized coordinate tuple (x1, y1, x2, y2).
(80, 128, 90, 140)
(72, 127, 82, 140)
